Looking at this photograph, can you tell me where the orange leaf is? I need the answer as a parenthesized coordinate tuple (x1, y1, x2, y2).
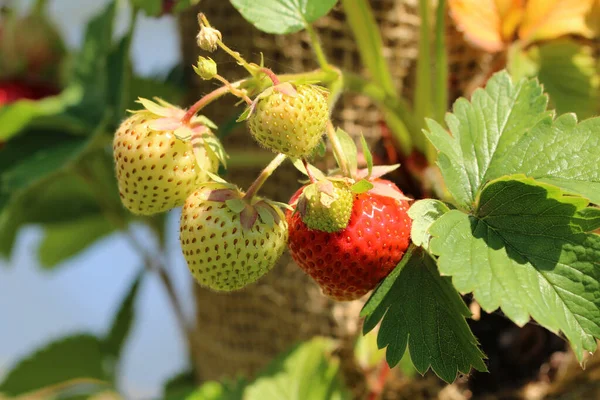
(519, 0, 599, 43)
(497, 0, 525, 40)
(448, 0, 504, 52)
(449, 0, 524, 52)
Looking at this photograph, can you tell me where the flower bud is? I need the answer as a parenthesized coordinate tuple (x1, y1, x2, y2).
(193, 56, 218, 80)
(196, 26, 222, 52)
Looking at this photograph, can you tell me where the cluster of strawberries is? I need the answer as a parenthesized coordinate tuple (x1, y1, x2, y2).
(113, 78, 412, 301)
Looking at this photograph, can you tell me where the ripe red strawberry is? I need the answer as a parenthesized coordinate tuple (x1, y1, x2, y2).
(161, 0, 176, 15)
(180, 184, 288, 291)
(246, 83, 329, 157)
(287, 179, 411, 301)
(0, 80, 58, 104)
(113, 98, 225, 215)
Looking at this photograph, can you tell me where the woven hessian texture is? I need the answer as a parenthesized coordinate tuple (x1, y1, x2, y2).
(178, 0, 488, 395)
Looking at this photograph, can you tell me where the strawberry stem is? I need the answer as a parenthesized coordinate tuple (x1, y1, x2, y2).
(326, 121, 352, 178)
(182, 84, 231, 124)
(305, 24, 331, 71)
(182, 69, 338, 125)
(198, 13, 256, 76)
(214, 74, 252, 104)
(260, 68, 281, 86)
(243, 153, 287, 201)
(302, 159, 318, 183)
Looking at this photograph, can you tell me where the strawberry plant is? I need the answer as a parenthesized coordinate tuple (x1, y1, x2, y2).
(0, 0, 598, 398)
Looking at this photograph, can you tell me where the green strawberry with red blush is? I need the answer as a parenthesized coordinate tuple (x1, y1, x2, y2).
(113, 98, 225, 216)
(287, 179, 411, 301)
(180, 183, 288, 291)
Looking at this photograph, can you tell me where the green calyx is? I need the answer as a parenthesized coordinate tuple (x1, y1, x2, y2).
(195, 183, 288, 231)
(298, 179, 354, 233)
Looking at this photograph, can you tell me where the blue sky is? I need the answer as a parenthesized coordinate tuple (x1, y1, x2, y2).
(0, 1, 193, 398)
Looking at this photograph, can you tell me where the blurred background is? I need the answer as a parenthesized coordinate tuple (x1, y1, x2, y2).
(0, 1, 188, 398)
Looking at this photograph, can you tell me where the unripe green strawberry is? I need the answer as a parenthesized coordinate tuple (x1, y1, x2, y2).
(247, 83, 329, 157)
(296, 179, 354, 233)
(180, 184, 288, 291)
(113, 98, 224, 215)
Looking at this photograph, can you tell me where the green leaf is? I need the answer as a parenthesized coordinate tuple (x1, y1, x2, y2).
(187, 378, 246, 400)
(230, 0, 337, 34)
(430, 70, 600, 204)
(38, 215, 115, 268)
(256, 204, 275, 225)
(0, 87, 83, 141)
(127, 76, 185, 111)
(226, 199, 247, 214)
(106, 27, 135, 128)
(508, 40, 600, 119)
(0, 334, 108, 397)
(340, 0, 395, 95)
(433, 0, 448, 123)
(315, 139, 327, 158)
(0, 172, 105, 259)
(361, 248, 487, 383)
(359, 133, 373, 179)
(0, 149, 121, 260)
(407, 199, 450, 251)
(334, 128, 357, 176)
(203, 134, 228, 169)
(429, 175, 600, 361)
(102, 270, 144, 376)
(487, 112, 600, 206)
(0, 130, 89, 194)
(350, 179, 373, 194)
(291, 158, 326, 181)
(0, 114, 109, 223)
(130, 0, 162, 16)
(67, 1, 117, 124)
(360, 246, 416, 319)
(173, 0, 202, 13)
(163, 370, 197, 400)
(414, 0, 432, 133)
(131, 0, 200, 16)
(245, 338, 351, 400)
(424, 70, 550, 209)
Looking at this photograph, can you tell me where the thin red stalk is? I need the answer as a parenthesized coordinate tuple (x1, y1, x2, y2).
(303, 158, 317, 183)
(182, 85, 230, 124)
(261, 67, 281, 85)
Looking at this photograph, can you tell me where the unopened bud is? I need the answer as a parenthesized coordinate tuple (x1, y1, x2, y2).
(193, 56, 217, 80)
(196, 25, 222, 52)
